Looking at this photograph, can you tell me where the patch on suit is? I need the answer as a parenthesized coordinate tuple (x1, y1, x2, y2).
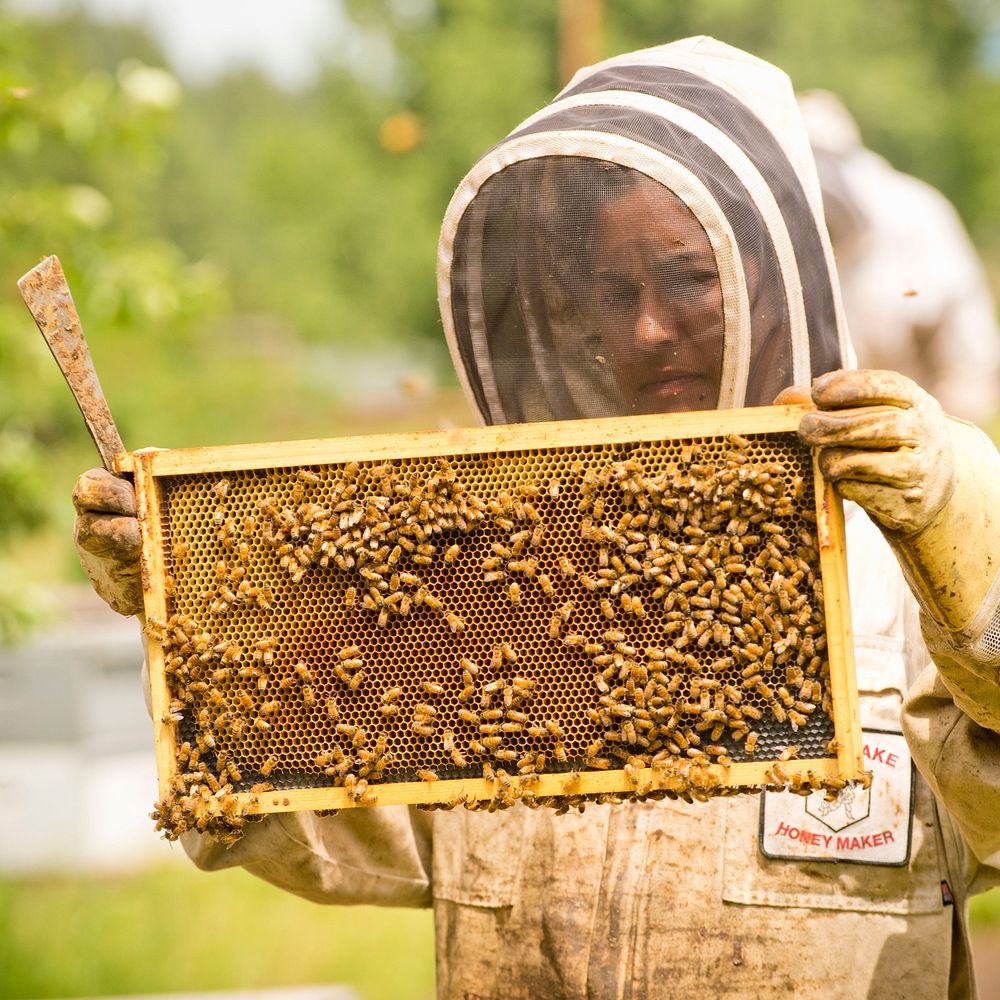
(759, 729, 914, 867)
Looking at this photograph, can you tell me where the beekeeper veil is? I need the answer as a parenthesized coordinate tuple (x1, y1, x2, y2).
(438, 36, 853, 424)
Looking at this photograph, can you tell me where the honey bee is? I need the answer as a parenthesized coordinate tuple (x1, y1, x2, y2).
(344, 587, 358, 608)
(297, 469, 321, 484)
(417, 769, 438, 783)
(422, 681, 445, 697)
(788, 710, 808, 730)
(444, 544, 461, 564)
(212, 479, 231, 499)
(770, 762, 791, 784)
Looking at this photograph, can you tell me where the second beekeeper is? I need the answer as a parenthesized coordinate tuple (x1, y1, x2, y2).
(73, 36, 1000, 1000)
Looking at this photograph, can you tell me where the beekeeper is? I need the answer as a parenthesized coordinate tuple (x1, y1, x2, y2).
(798, 89, 1000, 425)
(73, 38, 1000, 999)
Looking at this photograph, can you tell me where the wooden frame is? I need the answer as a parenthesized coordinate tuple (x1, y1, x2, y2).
(121, 404, 864, 815)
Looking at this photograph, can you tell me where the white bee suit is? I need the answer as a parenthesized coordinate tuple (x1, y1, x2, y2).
(799, 90, 1000, 426)
(182, 38, 1000, 999)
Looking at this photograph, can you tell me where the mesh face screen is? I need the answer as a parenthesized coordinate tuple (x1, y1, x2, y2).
(140, 416, 860, 844)
(449, 156, 795, 424)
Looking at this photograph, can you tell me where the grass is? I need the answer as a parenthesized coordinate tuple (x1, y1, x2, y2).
(0, 864, 436, 1000)
(971, 887, 1000, 929)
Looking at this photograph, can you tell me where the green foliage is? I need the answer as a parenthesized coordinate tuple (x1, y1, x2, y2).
(1, 1, 999, 643)
(971, 886, 1000, 928)
(0, 865, 435, 1000)
(0, 10, 226, 641)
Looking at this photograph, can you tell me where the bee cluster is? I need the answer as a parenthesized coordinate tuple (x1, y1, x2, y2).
(256, 462, 487, 636)
(555, 441, 831, 769)
(147, 432, 854, 844)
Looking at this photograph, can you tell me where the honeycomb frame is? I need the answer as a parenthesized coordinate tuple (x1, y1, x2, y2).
(118, 404, 863, 819)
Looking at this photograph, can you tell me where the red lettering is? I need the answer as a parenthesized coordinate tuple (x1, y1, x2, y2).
(861, 835, 874, 848)
(872, 832, 885, 847)
(837, 835, 850, 849)
(885, 752, 898, 768)
(884, 830, 895, 843)
(864, 745, 886, 763)
(774, 821, 791, 837)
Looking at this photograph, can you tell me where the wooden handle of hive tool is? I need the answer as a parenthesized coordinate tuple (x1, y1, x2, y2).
(17, 255, 126, 472)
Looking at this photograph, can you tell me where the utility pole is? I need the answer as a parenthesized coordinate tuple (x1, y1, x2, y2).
(558, 0, 605, 87)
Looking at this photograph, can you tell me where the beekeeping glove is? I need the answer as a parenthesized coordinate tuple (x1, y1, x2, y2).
(798, 369, 1000, 655)
(73, 467, 144, 616)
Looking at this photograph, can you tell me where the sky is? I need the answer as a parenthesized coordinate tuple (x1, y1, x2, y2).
(6, 0, 351, 89)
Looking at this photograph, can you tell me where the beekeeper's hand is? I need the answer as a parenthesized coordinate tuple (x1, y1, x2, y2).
(797, 370, 955, 535)
(73, 468, 143, 616)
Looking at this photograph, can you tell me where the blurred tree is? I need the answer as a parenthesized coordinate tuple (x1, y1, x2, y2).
(153, 0, 558, 360)
(0, 11, 224, 642)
